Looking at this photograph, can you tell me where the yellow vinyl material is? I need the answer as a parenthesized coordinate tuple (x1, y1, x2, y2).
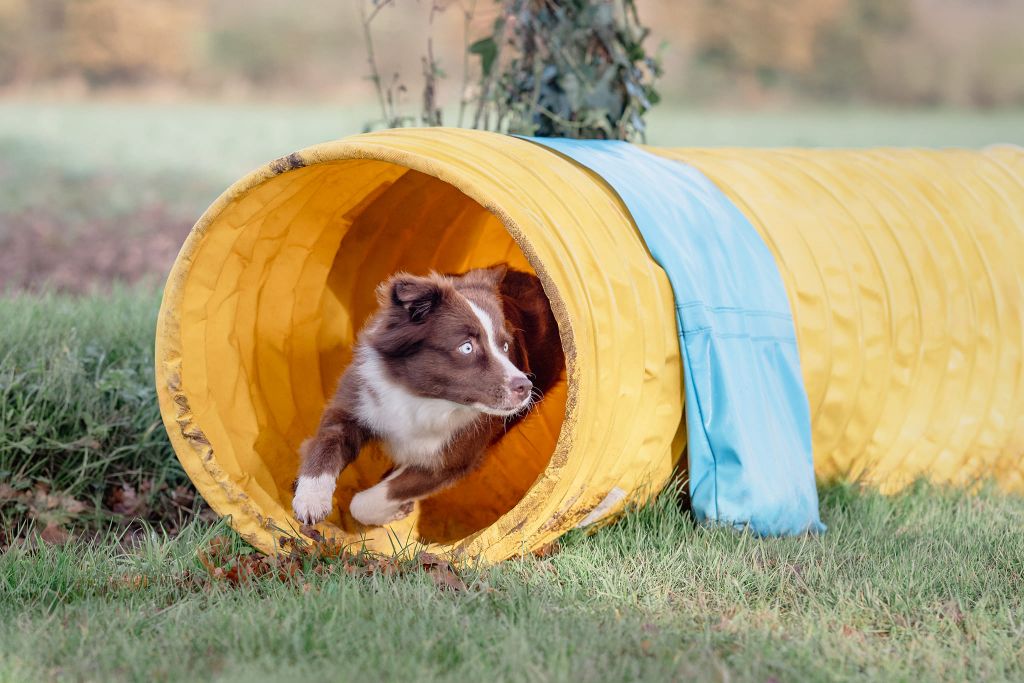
(654, 146, 1024, 494)
(156, 129, 1024, 561)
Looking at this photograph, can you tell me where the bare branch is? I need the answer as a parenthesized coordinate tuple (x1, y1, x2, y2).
(472, 0, 517, 130)
(421, 0, 444, 126)
(359, 0, 395, 126)
(456, 0, 479, 128)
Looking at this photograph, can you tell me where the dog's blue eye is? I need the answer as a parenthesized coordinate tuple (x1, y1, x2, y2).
(458, 341, 473, 355)
(503, 342, 509, 353)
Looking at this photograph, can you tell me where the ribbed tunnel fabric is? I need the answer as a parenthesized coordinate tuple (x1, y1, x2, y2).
(156, 129, 1024, 562)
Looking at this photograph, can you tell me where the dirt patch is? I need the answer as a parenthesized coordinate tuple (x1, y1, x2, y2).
(0, 152, 215, 293)
(0, 206, 192, 293)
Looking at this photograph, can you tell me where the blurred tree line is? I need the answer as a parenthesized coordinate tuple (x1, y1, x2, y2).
(680, 0, 1024, 108)
(0, 0, 204, 87)
(0, 0, 1021, 108)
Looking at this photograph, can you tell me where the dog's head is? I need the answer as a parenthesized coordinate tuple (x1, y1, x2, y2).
(365, 265, 533, 416)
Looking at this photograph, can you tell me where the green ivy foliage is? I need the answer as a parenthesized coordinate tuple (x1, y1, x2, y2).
(472, 0, 662, 141)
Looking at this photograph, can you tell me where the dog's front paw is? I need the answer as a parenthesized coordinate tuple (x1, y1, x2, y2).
(292, 474, 337, 524)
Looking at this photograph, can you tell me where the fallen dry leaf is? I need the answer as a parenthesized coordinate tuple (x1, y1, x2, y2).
(375, 557, 400, 577)
(169, 485, 196, 508)
(198, 535, 233, 575)
(198, 506, 220, 523)
(343, 562, 366, 577)
(840, 625, 866, 643)
(940, 599, 965, 625)
(61, 497, 88, 515)
(417, 552, 468, 592)
(3, 484, 91, 526)
(276, 558, 303, 580)
(532, 540, 561, 558)
(194, 536, 474, 591)
(110, 574, 151, 590)
(428, 566, 468, 592)
(534, 561, 559, 576)
(0, 483, 19, 501)
(199, 535, 299, 586)
(39, 521, 69, 545)
(416, 552, 448, 569)
(108, 484, 145, 516)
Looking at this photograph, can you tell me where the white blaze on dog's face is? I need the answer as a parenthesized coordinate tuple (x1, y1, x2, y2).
(368, 266, 534, 416)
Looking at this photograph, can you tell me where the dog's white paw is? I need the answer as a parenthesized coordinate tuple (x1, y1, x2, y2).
(350, 485, 414, 526)
(292, 474, 336, 524)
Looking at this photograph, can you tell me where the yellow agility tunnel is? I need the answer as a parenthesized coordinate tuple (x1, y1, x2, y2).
(156, 128, 1024, 562)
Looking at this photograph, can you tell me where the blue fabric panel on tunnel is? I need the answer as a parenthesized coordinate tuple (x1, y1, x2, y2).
(525, 137, 824, 536)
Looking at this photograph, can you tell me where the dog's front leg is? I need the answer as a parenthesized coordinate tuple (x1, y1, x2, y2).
(349, 465, 456, 527)
(292, 405, 367, 524)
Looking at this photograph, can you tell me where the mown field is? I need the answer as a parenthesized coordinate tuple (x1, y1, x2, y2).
(2, 102, 1024, 682)
(1, 101, 1022, 292)
(3, 480, 1024, 682)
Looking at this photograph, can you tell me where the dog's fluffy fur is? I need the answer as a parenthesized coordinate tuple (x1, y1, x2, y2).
(292, 264, 563, 527)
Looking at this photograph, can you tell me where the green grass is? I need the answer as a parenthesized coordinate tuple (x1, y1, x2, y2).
(2, 482, 1023, 682)
(1, 102, 1021, 187)
(0, 288, 183, 533)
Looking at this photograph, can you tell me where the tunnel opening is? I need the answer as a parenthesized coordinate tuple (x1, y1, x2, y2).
(179, 157, 568, 547)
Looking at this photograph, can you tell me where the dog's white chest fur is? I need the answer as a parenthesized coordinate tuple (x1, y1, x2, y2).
(353, 348, 478, 468)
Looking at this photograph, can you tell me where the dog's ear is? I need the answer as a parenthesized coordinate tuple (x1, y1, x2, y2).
(380, 273, 445, 323)
(468, 263, 508, 289)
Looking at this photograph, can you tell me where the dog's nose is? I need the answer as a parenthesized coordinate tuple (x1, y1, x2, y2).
(510, 376, 533, 399)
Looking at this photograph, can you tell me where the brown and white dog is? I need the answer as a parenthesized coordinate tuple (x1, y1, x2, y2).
(292, 264, 563, 527)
